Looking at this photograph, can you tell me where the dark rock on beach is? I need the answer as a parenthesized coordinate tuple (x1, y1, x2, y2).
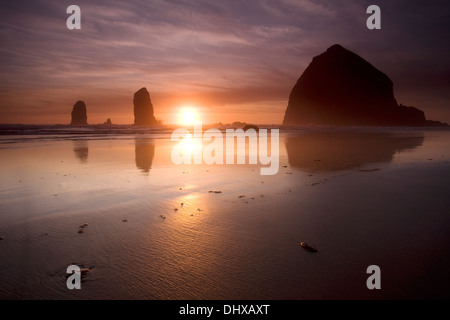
(300, 242, 318, 253)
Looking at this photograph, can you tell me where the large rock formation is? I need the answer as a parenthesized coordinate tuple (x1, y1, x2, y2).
(283, 44, 444, 126)
(71, 100, 87, 125)
(133, 87, 158, 126)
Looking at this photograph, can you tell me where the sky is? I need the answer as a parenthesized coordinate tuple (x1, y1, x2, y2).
(0, 0, 449, 125)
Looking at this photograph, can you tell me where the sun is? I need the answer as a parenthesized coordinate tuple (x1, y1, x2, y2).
(178, 107, 200, 125)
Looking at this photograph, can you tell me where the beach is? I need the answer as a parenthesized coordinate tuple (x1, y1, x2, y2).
(1, 126, 450, 299)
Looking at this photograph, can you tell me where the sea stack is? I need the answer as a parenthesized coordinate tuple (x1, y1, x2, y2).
(133, 87, 158, 126)
(283, 44, 440, 126)
(71, 100, 88, 125)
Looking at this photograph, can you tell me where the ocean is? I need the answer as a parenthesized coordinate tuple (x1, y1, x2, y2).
(1, 124, 449, 299)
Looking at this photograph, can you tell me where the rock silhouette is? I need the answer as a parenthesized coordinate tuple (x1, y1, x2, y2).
(103, 118, 112, 125)
(133, 87, 158, 126)
(283, 44, 446, 126)
(70, 100, 87, 125)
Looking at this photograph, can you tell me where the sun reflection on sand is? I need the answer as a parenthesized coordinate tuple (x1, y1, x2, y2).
(2, 130, 450, 299)
(175, 132, 204, 164)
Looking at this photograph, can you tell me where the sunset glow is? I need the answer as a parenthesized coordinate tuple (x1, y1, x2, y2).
(178, 107, 200, 126)
(1, 1, 449, 125)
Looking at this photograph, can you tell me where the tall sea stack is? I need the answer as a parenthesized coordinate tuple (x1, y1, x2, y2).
(283, 44, 438, 126)
(71, 100, 87, 125)
(133, 87, 158, 126)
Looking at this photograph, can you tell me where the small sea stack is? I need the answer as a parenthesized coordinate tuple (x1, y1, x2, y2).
(133, 87, 158, 126)
(70, 100, 88, 125)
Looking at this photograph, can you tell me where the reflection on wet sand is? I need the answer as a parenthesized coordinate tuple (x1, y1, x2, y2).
(135, 139, 155, 173)
(285, 132, 424, 172)
(73, 140, 88, 163)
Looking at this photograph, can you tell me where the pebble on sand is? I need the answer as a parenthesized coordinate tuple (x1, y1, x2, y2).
(78, 229, 84, 234)
(0, 236, 4, 240)
(299, 242, 318, 253)
(174, 208, 178, 212)
(122, 219, 128, 222)
(358, 168, 380, 172)
(80, 268, 90, 276)
(65, 267, 91, 279)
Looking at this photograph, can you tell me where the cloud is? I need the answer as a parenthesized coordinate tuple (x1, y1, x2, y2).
(280, 0, 336, 18)
(0, 0, 449, 124)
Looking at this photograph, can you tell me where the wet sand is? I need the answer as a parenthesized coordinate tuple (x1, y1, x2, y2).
(0, 128, 450, 299)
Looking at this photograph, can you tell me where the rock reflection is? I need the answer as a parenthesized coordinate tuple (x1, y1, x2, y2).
(285, 131, 424, 172)
(73, 140, 88, 163)
(135, 139, 155, 173)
